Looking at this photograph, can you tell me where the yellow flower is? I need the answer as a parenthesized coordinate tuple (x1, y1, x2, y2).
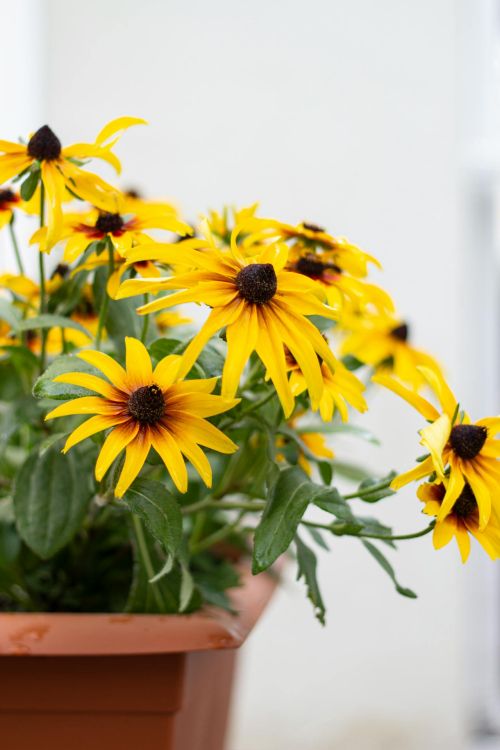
(0, 188, 20, 230)
(298, 431, 334, 475)
(45, 337, 239, 497)
(340, 312, 443, 390)
(374, 367, 500, 530)
(418, 481, 500, 563)
(115, 241, 338, 417)
(242, 217, 380, 277)
(287, 245, 393, 315)
(287, 350, 367, 422)
(156, 310, 192, 331)
(0, 117, 146, 249)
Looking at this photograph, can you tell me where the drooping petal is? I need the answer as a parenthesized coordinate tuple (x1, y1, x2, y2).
(94, 116, 148, 147)
(63, 415, 125, 452)
(95, 421, 140, 481)
(420, 413, 451, 479)
(391, 455, 435, 490)
(255, 309, 294, 417)
(169, 413, 238, 454)
(168, 427, 213, 487)
(432, 516, 457, 550)
(372, 373, 440, 421)
(41, 161, 66, 250)
(418, 366, 457, 419)
(436, 469, 465, 521)
(115, 430, 152, 497)
(151, 425, 188, 493)
(222, 304, 259, 398)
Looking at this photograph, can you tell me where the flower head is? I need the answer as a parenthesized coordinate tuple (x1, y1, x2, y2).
(115, 240, 339, 417)
(418, 481, 500, 562)
(341, 311, 443, 390)
(45, 338, 239, 497)
(374, 366, 500, 529)
(0, 117, 146, 249)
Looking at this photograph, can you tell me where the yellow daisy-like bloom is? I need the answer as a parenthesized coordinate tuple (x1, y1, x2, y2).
(0, 188, 20, 230)
(115, 241, 338, 417)
(287, 350, 367, 422)
(418, 481, 500, 563)
(286, 245, 393, 315)
(374, 366, 500, 530)
(340, 312, 443, 390)
(0, 117, 146, 249)
(45, 337, 239, 497)
(242, 217, 380, 278)
(298, 431, 334, 476)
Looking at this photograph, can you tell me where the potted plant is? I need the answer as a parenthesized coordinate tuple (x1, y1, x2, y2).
(0, 117, 498, 749)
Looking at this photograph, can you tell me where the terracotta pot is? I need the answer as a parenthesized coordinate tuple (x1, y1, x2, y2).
(0, 567, 278, 750)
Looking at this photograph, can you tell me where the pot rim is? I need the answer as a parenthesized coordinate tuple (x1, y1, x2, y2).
(0, 566, 279, 657)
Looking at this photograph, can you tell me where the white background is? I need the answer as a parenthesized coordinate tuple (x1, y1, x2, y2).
(3, 1, 499, 748)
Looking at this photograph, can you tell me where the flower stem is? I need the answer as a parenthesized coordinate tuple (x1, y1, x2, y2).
(301, 519, 436, 541)
(131, 514, 167, 613)
(95, 238, 114, 350)
(140, 293, 150, 343)
(38, 182, 47, 372)
(190, 510, 246, 555)
(343, 475, 394, 500)
(8, 218, 24, 276)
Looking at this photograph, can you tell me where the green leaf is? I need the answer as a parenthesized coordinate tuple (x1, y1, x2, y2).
(126, 521, 181, 614)
(357, 472, 396, 503)
(318, 461, 333, 485)
(123, 479, 183, 558)
(362, 540, 417, 598)
(0, 299, 22, 330)
(13, 446, 94, 559)
(33, 355, 102, 401)
(253, 467, 318, 573)
(341, 354, 365, 371)
(179, 563, 195, 612)
(296, 535, 326, 624)
(150, 338, 186, 361)
(20, 166, 41, 201)
(17, 314, 92, 338)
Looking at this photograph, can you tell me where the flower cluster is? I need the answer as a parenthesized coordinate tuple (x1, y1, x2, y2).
(0, 117, 497, 621)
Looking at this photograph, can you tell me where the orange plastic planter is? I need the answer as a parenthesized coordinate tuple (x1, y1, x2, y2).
(0, 568, 277, 750)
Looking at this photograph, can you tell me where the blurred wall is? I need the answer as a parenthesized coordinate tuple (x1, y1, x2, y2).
(40, 0, 468, 747)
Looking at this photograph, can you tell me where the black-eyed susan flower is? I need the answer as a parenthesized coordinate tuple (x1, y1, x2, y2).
(0, 117, 146, 248)
(374, 366, 500, 529)
(340, 311, 443, 390)
(115, 242, 339, 417)
(287, 348, 367, 422)
(0, 188, 20, 230)
(45, 337, 239, 497)
(31, 200, 192, 296)
(287, 246, 394, 315)
(418, 481, 500, 562)
(242, 217, 380, 278)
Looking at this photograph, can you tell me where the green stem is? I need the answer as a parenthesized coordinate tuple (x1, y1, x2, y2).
(219, 388, 277, 431)
(140, 294, 150, 343)
(38, 183, 47, 371)
(343, 476, 394, 500)
(182, 497, 265, 515)
(301, 519, 436, 541)
(131, 514, 166, 613)
(95, 239, 114, 350)
(190, 511, 246, 555)
(8, 219, 24, 276)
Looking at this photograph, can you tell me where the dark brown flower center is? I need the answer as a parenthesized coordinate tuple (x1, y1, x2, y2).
(295, 255, 341, 279)
(125, 188, 141, 199)
(0, 189, 16, 208)
(449, 424, 487, 460)
(390, 323, 409, 342)
(236, 263, 277, 304)
(302, 222, 325, 233)
(127, 384, 165, 425)
(27, 125, 62, 162)
(453, 483, 478, 519)
(95, 212, 124, 235)
(51, 263, 70, 280)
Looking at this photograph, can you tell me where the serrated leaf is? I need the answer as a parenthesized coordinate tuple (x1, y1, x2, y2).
(33, 355, 103, 400)
(13, 446, 94, 559)
(253, 467, 329, 573)
(362, 540, 417, 598)
(296, 535, 326, 624)
(17, 314, 91, 337)
(123, 478, 182, 557)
